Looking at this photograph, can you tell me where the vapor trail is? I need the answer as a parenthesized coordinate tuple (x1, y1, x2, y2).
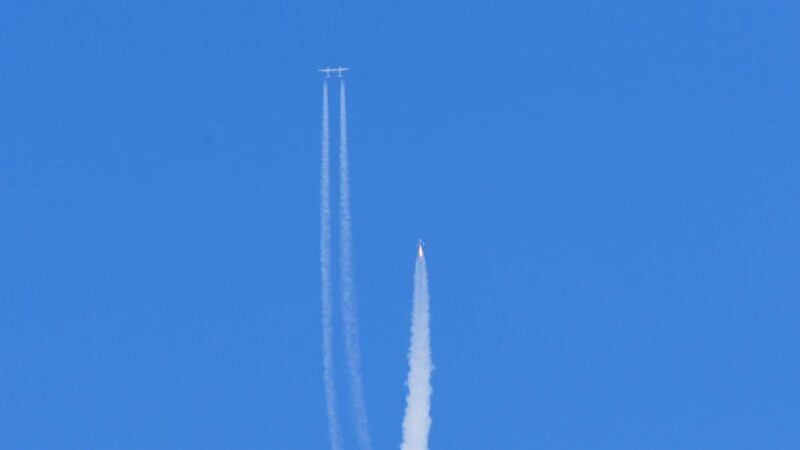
(320, 79, 341, 450)
(338, 78, 372, 450)
(401, 249, 433, 450)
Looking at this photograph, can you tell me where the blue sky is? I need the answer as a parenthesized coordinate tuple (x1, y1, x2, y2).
(1, 1, 798, 449)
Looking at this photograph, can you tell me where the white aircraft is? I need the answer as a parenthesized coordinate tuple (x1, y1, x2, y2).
(318, 66, 349, 78)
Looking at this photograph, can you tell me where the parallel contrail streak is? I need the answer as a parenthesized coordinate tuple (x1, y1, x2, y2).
(338, 78, 372, 450)
(401, 251, 433, 450)
(320, 79, 341, 450)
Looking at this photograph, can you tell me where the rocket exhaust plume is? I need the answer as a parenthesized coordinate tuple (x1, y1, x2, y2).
(338, 78, 372, 450)
(401, 245, 433, 450)
(320, 79, 341, 450)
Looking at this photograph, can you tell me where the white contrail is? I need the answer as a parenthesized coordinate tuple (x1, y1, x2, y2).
(401, 248, 433, 450)
(338, 78, 372, 450)
(320, 79, 341, 450)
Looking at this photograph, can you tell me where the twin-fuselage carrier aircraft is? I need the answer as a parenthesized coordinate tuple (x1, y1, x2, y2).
(319, 66, 349, 78)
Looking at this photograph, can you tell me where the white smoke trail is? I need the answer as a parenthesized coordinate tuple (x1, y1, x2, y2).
(401, 251, 433, 450)
(338, 78, 372, 450)
(320, 79, 341, 450)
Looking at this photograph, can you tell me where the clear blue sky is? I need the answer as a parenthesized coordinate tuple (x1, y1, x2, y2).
(1, 1, 798, 449)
